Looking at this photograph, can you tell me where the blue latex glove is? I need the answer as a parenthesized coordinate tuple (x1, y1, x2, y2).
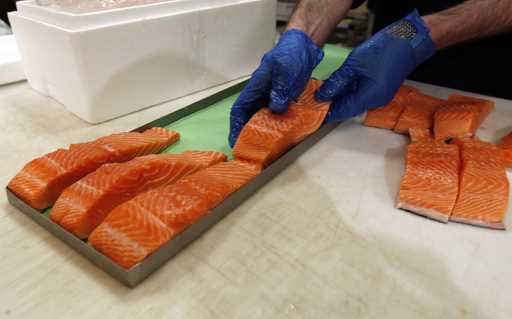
(228, 29, 324, 147)
(315, 10, 437, 123)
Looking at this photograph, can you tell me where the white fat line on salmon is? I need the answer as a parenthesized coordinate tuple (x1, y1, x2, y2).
(43, 155, 67, 173)
(100, 223, 148, 258)
(17, 171, 48, 188)
(75, 180, 100, 194)
(56, 195, 88, 213)
(128, 201, 170, 230)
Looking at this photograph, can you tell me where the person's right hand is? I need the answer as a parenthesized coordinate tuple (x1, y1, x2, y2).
(228, 29, 324, 147)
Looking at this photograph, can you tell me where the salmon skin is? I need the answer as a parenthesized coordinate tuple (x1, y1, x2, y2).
(50, 151, 227, 239)
(232, 79, 330, 168)
(433, 94, 494, 141)
(498, 131, 512, 167)
(393, 92, 446, 134)
(7, 127, 179, 210)
(363, 85, 420, 129)
(450, 139, 509, 229)
(89, 161, 260, 269)
(396, 132, 460, 222)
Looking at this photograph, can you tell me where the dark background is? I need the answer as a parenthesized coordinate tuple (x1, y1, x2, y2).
(1, 0, 18, 25)
(369, 0, 511, 99)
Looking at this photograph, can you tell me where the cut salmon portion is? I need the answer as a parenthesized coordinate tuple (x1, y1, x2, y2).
(233, 79, 330, 168)
(448, 93, 494, 126)
(396, 133, 460, 222)
(450, 139, 509, 229)
(498, 131, 512, 167)
(89, 161, 260, 269)
(363, 85, 420, 129)
(394, 93, 447, 134)
(434, 94, 495, 141)
(7, 128, 179, 210)
(433, 103, 480, 141)
(408, 128, 432, 143)
(50, 151, 226, 238)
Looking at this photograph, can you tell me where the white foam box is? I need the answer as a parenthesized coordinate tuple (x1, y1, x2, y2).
(0, 35, 26, 85)
(8, 0, 276, 123)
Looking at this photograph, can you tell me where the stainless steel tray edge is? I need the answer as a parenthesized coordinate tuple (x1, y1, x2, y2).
(5, 80, 339, 287)
(128, 121, 339, 286)
(6, 189, 135, 286)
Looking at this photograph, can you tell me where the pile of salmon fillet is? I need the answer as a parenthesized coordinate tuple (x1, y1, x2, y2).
(363, 85, 512, 229)
(7, 80, 329, 269)
(7, 79, 512, 269)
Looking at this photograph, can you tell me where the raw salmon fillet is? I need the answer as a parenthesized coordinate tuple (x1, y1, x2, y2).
(393, 93, 446, 134)
(89, 161, 260, 269)
(396, 133, 460, 222)
(7, 128, 179, 210)
(363, 85, 420, 129)
(233, 79, 330, 168)
(50, 151, 227, 238)
(434, 94, 494, 141)
(408, 128, 432, 143)
(450, 139, 509, 229)
(448, 93, 494, 126)
(498, 131, 512, 167)
(433, 103, 480, 141)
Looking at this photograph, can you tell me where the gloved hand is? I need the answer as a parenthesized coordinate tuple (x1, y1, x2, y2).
(315, 10, 437, 123)
(228, 29, 324, 147)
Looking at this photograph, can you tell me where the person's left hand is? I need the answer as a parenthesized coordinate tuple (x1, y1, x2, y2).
(315, 10, 437, 123)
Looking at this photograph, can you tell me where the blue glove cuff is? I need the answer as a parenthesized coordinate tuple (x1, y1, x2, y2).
(399, 10, 437, 65)
(283, 29, 325, 67)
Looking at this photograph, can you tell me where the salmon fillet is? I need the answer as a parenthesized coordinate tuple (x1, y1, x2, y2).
(434, 94, 494, 141)
(433, 103, 480, 141)
(447, 93, 494, 126)
(89, 161, 261, 269)
(396, 133, 460, 222)
(498, 131, 512, 167)
(7, 128, 179, 210)
(363, 85, 420, 129)
(393, 93, 446, 134)
(450, 139, 509, 229)
(408, 128, 432, 143)
(50, 151, 227, 238)
(232, 79, 330, 168)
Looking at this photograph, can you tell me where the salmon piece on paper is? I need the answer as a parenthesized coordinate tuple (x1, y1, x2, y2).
(447, 93, 494, 126)
(393, 93, 446, 134)
(89, 161, 261, 269)
(450, 139, 509, 229)
(498, 131, 512, 167)
(433, 103, 480, 141)
(434, 94, 494, 141)
(50, 151, 226, 238)
(408, 128, 432, 143)
(7, 128, 179, 210)
(396, 132, 460, 222)
(363, 85, 420, 129)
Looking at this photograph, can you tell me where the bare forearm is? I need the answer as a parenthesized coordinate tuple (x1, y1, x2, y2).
(423, 0, 512, 49)
(286, 0, 353, 46)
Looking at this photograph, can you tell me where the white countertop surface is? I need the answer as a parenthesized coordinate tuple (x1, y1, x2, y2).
(1, 79, 511, 318)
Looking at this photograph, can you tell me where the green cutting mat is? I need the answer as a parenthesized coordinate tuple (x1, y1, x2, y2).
(162, 44, 349, 158)
(42, 45, 349, 218)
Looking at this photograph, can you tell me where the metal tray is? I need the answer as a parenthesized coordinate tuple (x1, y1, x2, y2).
(6, 81, 339, 287)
